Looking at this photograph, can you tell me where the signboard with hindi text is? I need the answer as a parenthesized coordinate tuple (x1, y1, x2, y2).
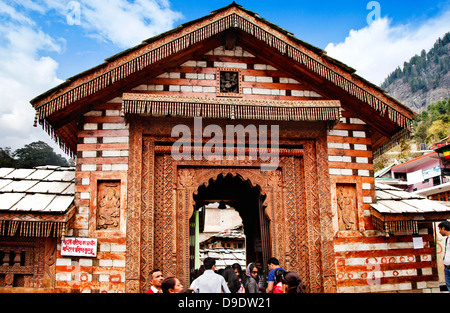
(61, 237, 97, 257)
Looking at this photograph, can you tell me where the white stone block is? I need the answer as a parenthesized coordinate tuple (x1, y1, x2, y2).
(291, 90, 304, 97)
(252, 88, 271, 95)
(113, 259, 126, 267)
(83, 123, 98, 130)
(271, 89, 281, 95)
(99, 259, 113, 267)
(102, 164, 112, 171)
(192, 86, 203, 93)
(363, 196, 373, 203)
(185, 73, 198, 79)
(341, 169, 353, 176)
(56, 273, 72, 282)
(112, 164, 128, 171)
(103, 123, 128, 130)
(82, 151, 97, 158)
(99, 274, 110, 282)
(328, 129, 349, 137)
(81, 164, 96, 172)
(56, 258, 72, 266)
(100, 244, 111, 252)
(244, 76, 256, 82)
(256, 76, 273, 83)
(111, 244, 127, 253)
(358, 170, 370, 177)
(103, 136, 129, 143)
(103, 150, 121, 157)
(354, 144, 367, 151)
(180, 85, 193, 92)
(254, 64, 267, 70)
(353, 131, 366, 138)
(203, 87, 216, 93)
(356, 157, 369, 164)
(243, 50, 255, 57)
(350, 118, 366, 125)
(105, 110, 121, 116)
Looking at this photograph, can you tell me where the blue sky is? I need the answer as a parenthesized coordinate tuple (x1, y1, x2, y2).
(1, 0, 450, 155)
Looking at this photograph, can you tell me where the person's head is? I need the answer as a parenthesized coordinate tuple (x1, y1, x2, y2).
(267, 257, 280, 271)
(149, 269, 164, 288)
(439, 221, 450, 236)
(222, 266, 240, 293)
(274, 268, 286, 283)
(203, 257, 216, 270)
(283, 272, 306, 293)
(232, 263, 243, 278)
(248, 263, 259, 280)
(161, 277, 184, 293)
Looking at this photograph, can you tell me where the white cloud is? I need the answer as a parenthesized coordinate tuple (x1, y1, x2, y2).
(325, 9, 450, 85)
(78, 0, 183, 48)
(0, 0, 182, 156)
(0, 5, 64, 153)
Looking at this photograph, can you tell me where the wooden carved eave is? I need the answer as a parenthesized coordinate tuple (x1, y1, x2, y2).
(30, 4, 416, 155)
(122, 93, 342, 124)
(370, 207, 450, 237)
(0, 205, 75, 238)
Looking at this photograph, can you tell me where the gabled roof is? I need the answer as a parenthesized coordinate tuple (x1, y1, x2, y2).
(30, 2, 416, 156)
(371, 182, 450, 236)
(0, 166, 75, 237)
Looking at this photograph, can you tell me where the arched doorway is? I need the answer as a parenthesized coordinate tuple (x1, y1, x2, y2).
(126, 131, 337, 293)
(190, 173, 270, 280)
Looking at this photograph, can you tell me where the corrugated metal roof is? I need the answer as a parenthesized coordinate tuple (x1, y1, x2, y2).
(0, 166, 75, 213)
(373, 182, 450, 214)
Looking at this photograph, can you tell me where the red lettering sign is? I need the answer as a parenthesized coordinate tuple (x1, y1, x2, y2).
(61, 237, 97, 257)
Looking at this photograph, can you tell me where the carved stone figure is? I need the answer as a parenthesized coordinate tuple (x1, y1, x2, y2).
(97, 181, 121, 230)
(220, 71, 239, 93)
(337, 184, 357, 231)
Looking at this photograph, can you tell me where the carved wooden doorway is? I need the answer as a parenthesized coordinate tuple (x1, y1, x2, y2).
(191, 173, 271, 278)
(126, 120, 337, 293)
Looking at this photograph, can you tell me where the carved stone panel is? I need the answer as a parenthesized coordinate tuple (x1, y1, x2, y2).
(97, 181, 121, 230)
(216, 68, 242, 96)
(336, 184, 358, 231)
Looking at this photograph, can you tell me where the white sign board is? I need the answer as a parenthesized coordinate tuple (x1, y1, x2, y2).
(422, 166, 441, 180)
(407, 169, 423, 185)
(413, 237, 424, 249)
(61, 237, 97, 257)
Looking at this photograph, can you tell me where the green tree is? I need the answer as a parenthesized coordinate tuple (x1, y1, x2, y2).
(426, 119, 450, 144)
(0, 147, 15, 167)
(12, 141, 69, 168)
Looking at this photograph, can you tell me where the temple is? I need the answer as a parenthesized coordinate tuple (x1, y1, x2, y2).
(1, 3, 449, 293)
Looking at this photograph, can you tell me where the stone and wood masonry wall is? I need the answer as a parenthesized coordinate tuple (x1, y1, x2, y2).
(53, 46, 440, 293)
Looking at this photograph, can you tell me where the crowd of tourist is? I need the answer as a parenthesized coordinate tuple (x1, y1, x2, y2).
(146, 257, 306, 294)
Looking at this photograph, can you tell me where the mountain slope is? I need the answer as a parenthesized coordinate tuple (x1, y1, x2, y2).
(381, 32, 450, 112)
